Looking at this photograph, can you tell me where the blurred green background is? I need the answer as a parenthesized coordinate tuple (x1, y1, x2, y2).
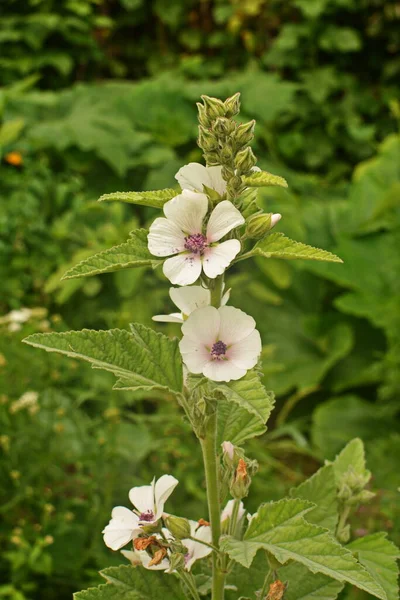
(0, 0, 399, 598)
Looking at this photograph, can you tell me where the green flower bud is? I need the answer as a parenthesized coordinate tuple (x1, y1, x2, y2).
(164, 515, 191, 540)
(168, 552, 185, 571)
(224, 92, 241, 118)
(204, 150, 220, 166)
(213, 117, 236, 136)
(235, 147, 257, 173)
(198, 125, 218, 151)
(197, 102, 211, 128)
(235, 120, 255, 146)
(245, 212, 281, 239)
(219, 145, 234, 161)
(230, 458, 251, 499)
(337, 523, 351, 544)
(201, 95, 225, 120)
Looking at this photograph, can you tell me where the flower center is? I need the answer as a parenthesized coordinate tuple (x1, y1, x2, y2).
(211, 340, 227, 360)
(184, 233, 207, 254)
(139, 510, 155, 522)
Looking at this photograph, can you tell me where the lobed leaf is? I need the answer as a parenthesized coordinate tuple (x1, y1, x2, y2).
(246, 233, 343, 263)
(347, 533, 400, 600)
(242, 170, 288, 188)
(221, 498, 386, 599)
(23, 325, 183, 395)
(329, 437, 370, 483)
(61, 230, 160, 280)
(98, 188, 177, 208)
(74, 564, 186, 600)
(279, 563, 344, 600)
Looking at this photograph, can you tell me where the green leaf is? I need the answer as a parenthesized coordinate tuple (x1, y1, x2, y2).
(74, 564, 186, 600)
(99, 188, 176, 208)
(221, 498, 386, 599)
(347, 533, 400, 600)
(61, 230, 159, 280)
(289, 464, 338, 532)
(217, 398, 269, 446)
(246, 233, 343, 263)
(242, 170, 288, 188)
(0, 117, 25, 146)
(279, 563, 344, 600)
(23, 324, 183, 395)
(211, 370, 275, 424)
(329, 438, 370, 483)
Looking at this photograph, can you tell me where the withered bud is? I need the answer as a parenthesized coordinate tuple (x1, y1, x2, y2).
(133, 536, 158, 551)
(148, 547, 167, 567)
(198, 518, 210, 527)
(230, 458, 251, 499)
(266, 580, 287, 600)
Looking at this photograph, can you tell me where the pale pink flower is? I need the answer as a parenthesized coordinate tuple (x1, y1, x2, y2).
(152, 285, 230, 323)
(148, 190, 244, 286)
(179, 306, 262, 382)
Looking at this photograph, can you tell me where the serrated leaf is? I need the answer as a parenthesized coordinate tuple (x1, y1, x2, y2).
(98, 188, 176, 208)
(290, 464, 338, 532)
(217, 398, 268, 446)
(74, 564, 186, 600)
(279, 562, 344, 600)
(245, 233, 343, 263)
(242, 170, 288, 188)
(211, 370, 275, 424)
(347, 533, 400, 600)
(62, 230, 159, 280)
(23, 325, 183, 395)
(221, 498, 386, 600)
(329, 438, 370, 483)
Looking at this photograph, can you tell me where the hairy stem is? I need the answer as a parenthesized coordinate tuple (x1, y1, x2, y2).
(259, 567, 273, 600)
(200, 410, 225, 600)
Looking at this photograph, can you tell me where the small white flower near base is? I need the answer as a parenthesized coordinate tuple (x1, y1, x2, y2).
(152, 285, 230, 323)
(182, 520, 212, 571)
(102, 475, 178, 551)
(148, 190, 244, 286)
(221, 499, 246, 524)
(179, 306, 262, 382)
(175, 163, 226, 196)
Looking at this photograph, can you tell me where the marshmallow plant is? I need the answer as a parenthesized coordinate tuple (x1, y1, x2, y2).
(24, 95, 399, 600)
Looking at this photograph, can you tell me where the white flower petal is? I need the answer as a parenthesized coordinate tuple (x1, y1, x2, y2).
(148, 218, 186, 257)
(169, 286, 211, 316)
(203, 359, 246, 382)
(207, 166, 227, 195)
(271, 213, 281, 227)
(228, 330, 262, 369)
(179, 338, 211, 374)
(218, 306, 256, 345)
(152, 313, 183, 323)
(206, 201, 244, 243)
(181, 306, 220, 345)
(202, 240, 241, 279)
(139, 551, 170, 571)
(163, 253, 202, 286)
(221, 288, 231, 306)
(102, 507, 140, 551)
(163, 190, 208, 235)
(182, 525, 212, 570)
(221, 500, 245, 523)
(154, 475, 179, 520)
(121, 549, 142, 565)
(175, 163, 210, 193)
(129, 482, 155, 515)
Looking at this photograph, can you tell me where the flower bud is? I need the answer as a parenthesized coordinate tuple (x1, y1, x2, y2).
(234, 120, 255, 146)
(168, 552, 185, 571)
(245, 213, 281, 239)
(337, 523, 351, 544)
(219, 145, 234, 162)
(201, 95, 225, 120)
(198, 125, 218, 151)
(230, 459, 251, 499)
(235, 147, 257, 173)
(213, 117, 236, 136)
(224, 92, 241, 118)
(197, 102, 212, 128)
(164, 515, 191, 540)
(204, 151, 220, 166)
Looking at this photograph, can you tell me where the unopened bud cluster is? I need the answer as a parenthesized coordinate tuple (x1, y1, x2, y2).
(197, 93, 256, 200)
(221, 441, 258, 500)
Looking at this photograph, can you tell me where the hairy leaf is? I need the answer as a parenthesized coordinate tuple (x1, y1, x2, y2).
(212, 370, 275, 424)
(242, 170, 288, 188)
(289, 464, 338, 532)
(246, 233, 343, 263)
(217, 399, 268, 446)
(279, 563, 344, 600)
(347, 533, 400, 600)
(62, 230, 159, 280)
(74, 564, 185, 600)
(329, 437, 370, 483)
(23, 325, 183, 395)
(221, 498, 386, 599)
(99, 188, 176, 208)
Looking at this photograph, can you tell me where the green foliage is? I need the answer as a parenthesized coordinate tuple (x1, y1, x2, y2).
(99, 189, 177, 208)
(242, 171, 288, 188)
(244, 233, 343, 263)
(23, 325, 183, 395)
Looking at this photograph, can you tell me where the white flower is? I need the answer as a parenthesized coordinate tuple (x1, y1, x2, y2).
(182, 520, 212, 571)
(221, 499, 246, 524)
(221, 441, 235, 460)
(148, 190, 244, 286)
(102, 475, 178, 551)
(179, 306, 262, 382)
(121, 547, 170, 571)
(175, 163, 226, 196)
(152, 285, 230, 323)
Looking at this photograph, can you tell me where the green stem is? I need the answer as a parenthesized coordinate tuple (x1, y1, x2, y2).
(259, 567, 272, 600)
(187, 536, 220, 554)
(336, 505, 350, 538)
(178, 570, 201, 600)
(210, 275, 224, 308)
(200, 411, 225, 600)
